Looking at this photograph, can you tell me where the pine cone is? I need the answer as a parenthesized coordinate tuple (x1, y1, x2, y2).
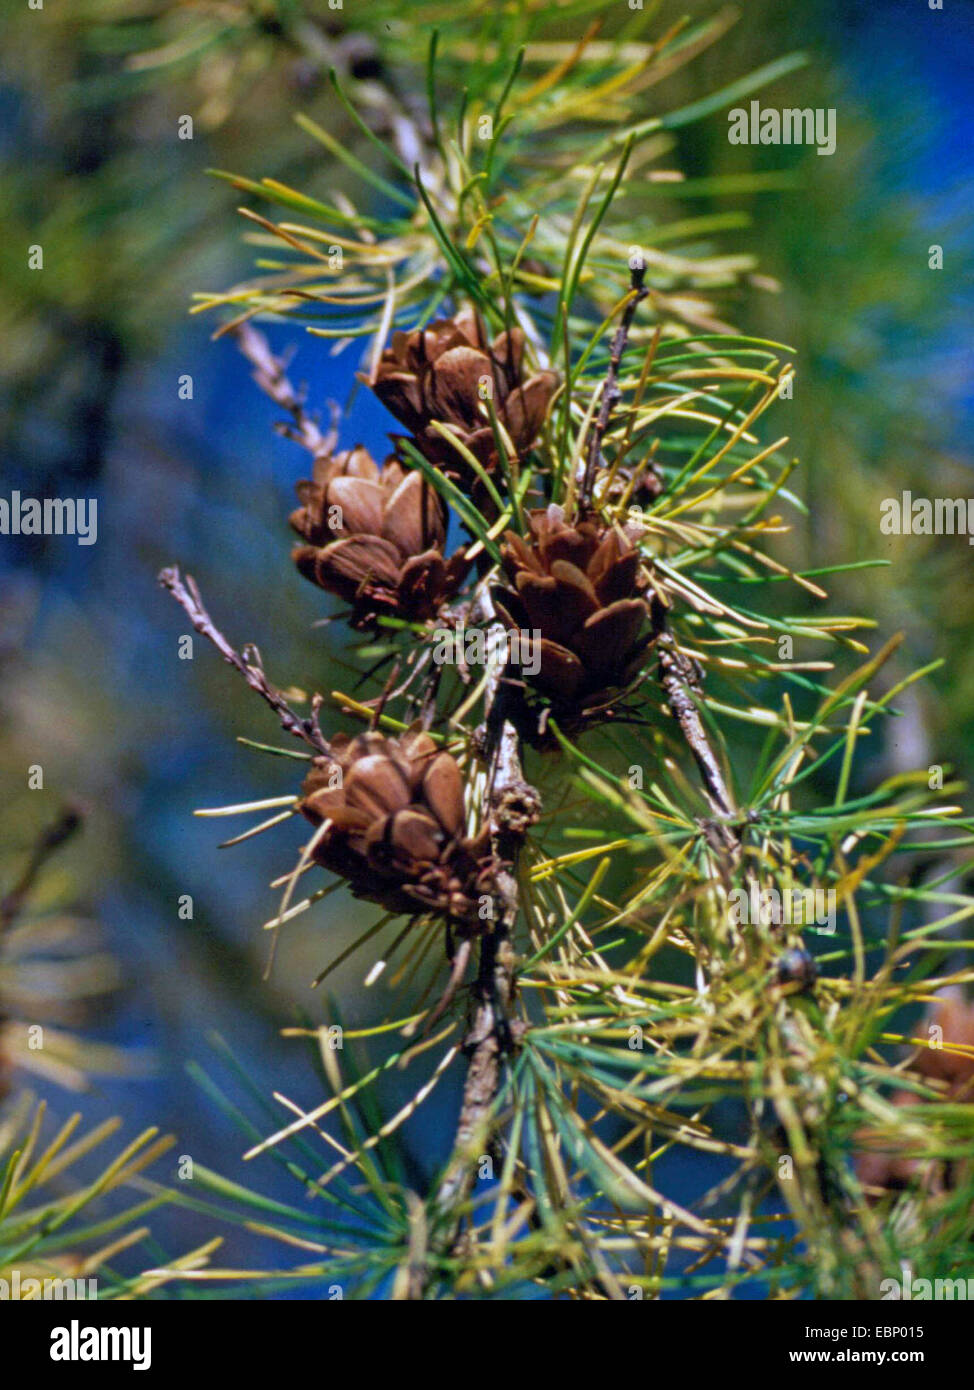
(855, 991, 974, 1193)
(296, 729, 495, 930)
(290, 447, 469, 627)
(367, 307, 557, 483)
(492, 505, 654, 714)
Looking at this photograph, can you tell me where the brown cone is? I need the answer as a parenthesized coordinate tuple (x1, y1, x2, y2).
(290, 447, 469, 627)
(855, 991, 974, 1194)
(296, 728, 495, 930)
(491, 504, 654, 713)
(365, 307, 557, 486)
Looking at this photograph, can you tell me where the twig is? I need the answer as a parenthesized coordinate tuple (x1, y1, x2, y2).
(657, 640, 734, 820)
(1, 807, 83, 936)
(0, 807, 83, 1101)
(233, 322, 338, 460)
(651, 600, 734, 822)
(158, 566, 331, 757)
(581, 259, 648, 505)
(427, 603, 540, 1268)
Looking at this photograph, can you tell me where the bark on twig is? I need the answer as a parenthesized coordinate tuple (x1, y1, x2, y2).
(158, 566, 331, 757)
(1, 808, 82, 935)
(657, 636, 734, 820)
(648, 589, 734, 822)
(234, 323, 338, 461)
(1, 807, 83, 1101)
(581, 259, 648, 505)
(428, 605, 540, 1263)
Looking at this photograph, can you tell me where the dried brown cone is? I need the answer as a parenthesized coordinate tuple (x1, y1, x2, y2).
(290, 447, 469, 628)
(855, 990, 974, 1195)
(492, 504, 655, 716)
(296, 728, 496, 931)
(366, 306, 557, 485)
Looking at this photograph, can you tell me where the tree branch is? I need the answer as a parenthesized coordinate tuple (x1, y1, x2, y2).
(1, 807, 83, 1102)
(233, 322, 338, 461)
(427, 604, 540, 1268)
(581, 259, 648, 505)
(649, 594, 736, 832)
(1, 807, 83, 936)
(657, 635, 734, 820)
(158, 566, 331, 757)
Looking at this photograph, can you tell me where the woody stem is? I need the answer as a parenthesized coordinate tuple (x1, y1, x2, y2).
(158, 567, 332, 757)
(426, 607, 539, 1275)
(1, 808, 83, 936)
(0, 808, 83, 1103)
(233, 322, 338, 460)
(651, 600, 735, 822)
(581, 260, 648, 506)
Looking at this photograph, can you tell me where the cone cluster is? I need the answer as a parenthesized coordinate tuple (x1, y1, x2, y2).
(297, 729, 495, 930)
(492, 504, 654, 712)
(280, 313, 655, 933)
(290, 447, 468, 627)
